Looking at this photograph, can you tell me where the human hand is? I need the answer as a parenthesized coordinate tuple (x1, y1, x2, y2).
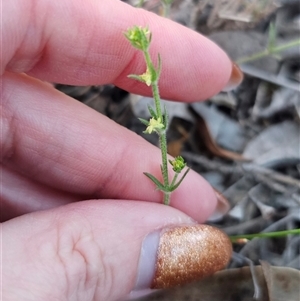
(2, 0, 242, 300)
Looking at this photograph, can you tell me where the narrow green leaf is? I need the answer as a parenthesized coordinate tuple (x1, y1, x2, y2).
(267, 22, 276, 50)
(143, 172, 165, 191)
(149, 32, 152, 44)
(138, 118, 149, 126)
(162, 104, 168, 128)
(128, 74, 145, 83)
(169, 168, 190, 192)
(160, 164, 164, 175)
(157, 53, 162, 79)
(151, 67, 158, 83)
(147, 105, 157, 119)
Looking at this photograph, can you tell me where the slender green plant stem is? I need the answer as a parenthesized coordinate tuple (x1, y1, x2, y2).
(162, 4, 170, 17)
(136, 0, 145, 7)
(158, 133, 169, 186)
(154, 86, 170, 204)
(237, 39, 300, 64)
(159, 131, 170, 205)
(230, 228, 300, 242)
(143, 51, 163, 115)
(151, 80, 163, 119)
(170, 173, 179, 188)
(272, 39, 300, 52)
(144, 49, 170, 203)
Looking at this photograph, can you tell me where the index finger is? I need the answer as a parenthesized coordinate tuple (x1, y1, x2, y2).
(3, 0, 237, 101)
(2, 71, 218, 223)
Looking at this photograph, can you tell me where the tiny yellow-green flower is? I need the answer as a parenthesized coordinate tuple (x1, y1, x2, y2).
(140, 68, 152, 86)
(145, 117, 164, 134)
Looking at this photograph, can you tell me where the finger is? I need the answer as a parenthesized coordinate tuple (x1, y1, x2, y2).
(2, 72, 217, 222)
(3, 0, 237, 101)
(3, 200, 232, 301)
(1, 165, 81, 222)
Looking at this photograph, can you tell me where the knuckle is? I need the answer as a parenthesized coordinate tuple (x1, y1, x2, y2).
(55, 210, 113, 300)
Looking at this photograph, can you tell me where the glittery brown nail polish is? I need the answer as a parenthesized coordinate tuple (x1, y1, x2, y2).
(151, 225, 232, 289)
(223, 61, 244, 91)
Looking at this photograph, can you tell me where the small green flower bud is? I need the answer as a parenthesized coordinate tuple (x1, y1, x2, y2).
(169, 156, 186, 173)
(124, 26, 150, 51)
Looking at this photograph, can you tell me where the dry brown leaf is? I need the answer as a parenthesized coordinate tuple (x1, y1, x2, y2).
(167, 125, 189, 157)
(261, 260, 300, 301)
(194, 112, 250, 161)
(139, 265, 300, 301)
(243, 120, 300, 167)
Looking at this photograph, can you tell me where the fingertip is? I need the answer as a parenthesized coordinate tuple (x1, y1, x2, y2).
(170, 169, 218, 223)
(133, 224, 232, 293)
(222, 62, 244, 92)
(3, 200, 196, 301)
(115, 14, 233, 101)
(5, 0, 233, 100)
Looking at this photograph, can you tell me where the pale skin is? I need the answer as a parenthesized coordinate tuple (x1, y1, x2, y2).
(2, 0, 233, 300)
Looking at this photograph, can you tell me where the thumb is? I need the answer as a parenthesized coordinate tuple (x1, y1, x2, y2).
(4, 200, 232, 301)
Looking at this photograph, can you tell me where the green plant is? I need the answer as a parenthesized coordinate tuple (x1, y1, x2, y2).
(135, 0, 174, 17)
(236, 22, 300, 64)
(124, 26, 190, 205)
(161, 0, 174, 17)
(230, 228, 300, 243)
(136, 0, 146, 8)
